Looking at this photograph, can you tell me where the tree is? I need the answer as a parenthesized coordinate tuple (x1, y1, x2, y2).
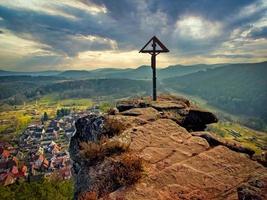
(43, 112, 49, 121)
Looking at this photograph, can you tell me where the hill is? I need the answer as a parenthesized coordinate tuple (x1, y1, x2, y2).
(0, 76, 151, 105)
(0, 63, 223, 80)
(35, 79, 151, 99)
(163, 61, 267, 130)
(57, 70, 92, 78)
(55, 64, 222, 80)
(0, 70, 61, 76)
(158, 63, 223, 79)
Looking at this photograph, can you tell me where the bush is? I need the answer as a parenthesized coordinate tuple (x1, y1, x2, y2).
(114, 153, 143, 186)
(79, 117, 129, 160)
(78, 191, 97, 200)
(103, 117, 127, 138)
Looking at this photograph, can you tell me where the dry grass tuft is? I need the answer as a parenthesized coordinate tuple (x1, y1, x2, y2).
(79, 141, 103, 161)
(114, 153, 143, 186)
(79, 117, 130, 161)
(103, 117, 127, 138)
(78, 191, 97, 200)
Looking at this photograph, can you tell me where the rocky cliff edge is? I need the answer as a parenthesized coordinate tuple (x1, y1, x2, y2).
(69, 95, 267, 200)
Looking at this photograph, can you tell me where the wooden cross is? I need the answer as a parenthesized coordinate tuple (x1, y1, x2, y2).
(139, 36, 169, 101)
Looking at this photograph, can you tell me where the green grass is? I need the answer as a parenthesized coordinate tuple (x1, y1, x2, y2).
(208, 122, 267, 155)
(0, 96, 93, 141)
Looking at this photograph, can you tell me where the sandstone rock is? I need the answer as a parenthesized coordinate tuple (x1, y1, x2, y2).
(69, 115, 106, 165)
(157, 94, 191, 107)
(107, 107, 119, 115)
(151, 101, 186, 111)
(116, 99, 150, 112)
(192, 131, 255, 156)
(237, 177, 267, 200)
(117, 96, 218, 132)
(69, 115, 138, 199)
(70, 96, 266, 200)
(106, 146, 266, 200)
(120, 107, 160, 121)
(182, 108, 218, 131)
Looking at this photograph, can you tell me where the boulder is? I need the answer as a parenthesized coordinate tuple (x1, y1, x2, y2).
(120, 107, 160, 121)
(69, 115, 140, 200)
(182, 108, 218, 131)
(191, 131, 255, 156)
(237, 177, 267, 200)
(117, 96, 218, 132)
(116, 99, 150, 112)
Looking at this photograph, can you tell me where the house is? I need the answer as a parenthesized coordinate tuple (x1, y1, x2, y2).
(59, 167, 72, 180)
(42, 158, 49, 169)
(20, 165, 27, 176)
(1, 149, 10, 160)
(36, 147, 44, 155)
(11, 166, 19, 175)
(33, 154, 45, 169)
(46, 127, 54, 134)
(0, 173, 16, 186)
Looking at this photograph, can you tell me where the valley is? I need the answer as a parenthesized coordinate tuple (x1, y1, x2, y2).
(1, 62, 266, 155)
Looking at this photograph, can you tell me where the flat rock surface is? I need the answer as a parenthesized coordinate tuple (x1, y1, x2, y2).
(71, 96, 266, 200)
(105, 112, 266, 200)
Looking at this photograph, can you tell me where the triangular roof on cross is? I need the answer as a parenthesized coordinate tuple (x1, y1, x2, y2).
(139, 36, 169, 53)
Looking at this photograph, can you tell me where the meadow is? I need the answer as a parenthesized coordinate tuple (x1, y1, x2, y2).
(0, 96, 94, 142)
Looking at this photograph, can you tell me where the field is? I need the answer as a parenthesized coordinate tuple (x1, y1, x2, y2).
(0, 96, 93, 142)
(208, 122, 267, 155)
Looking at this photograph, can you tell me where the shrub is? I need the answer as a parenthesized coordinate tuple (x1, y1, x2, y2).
(94, 153, 143, 198)
(79, 141, 103, 161)
(114, 153, 143, 186)
(79, 116, 129, 161)
(103, 117, 127, 138)
(78, 191, 97, 200)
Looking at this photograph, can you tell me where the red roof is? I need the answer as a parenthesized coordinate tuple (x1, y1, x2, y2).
(11, 166, 18, 175)
(0, 173, 15, 186)
(1, 150, 10, 159)
(21, 165, 27, 174)
(43, 159, 49, 168)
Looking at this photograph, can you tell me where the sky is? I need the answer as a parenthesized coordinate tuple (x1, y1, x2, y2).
(0, 0, 267, 71)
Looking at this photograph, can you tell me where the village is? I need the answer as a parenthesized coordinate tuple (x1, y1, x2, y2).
(0, 106, 101, 186)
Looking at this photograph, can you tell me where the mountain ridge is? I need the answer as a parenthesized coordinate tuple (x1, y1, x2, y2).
(1, 61, 266, 78)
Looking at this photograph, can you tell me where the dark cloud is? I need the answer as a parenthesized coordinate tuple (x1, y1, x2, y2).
(0, 5, 117, 56)
(0, 0, 266, 70)
(249, 26, 267, 39)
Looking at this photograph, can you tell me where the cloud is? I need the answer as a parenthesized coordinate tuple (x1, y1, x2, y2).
(174, 16, 222, 40)
(0, 29, 54, 56)
(0, 0, 267, 71)
(0, 0, 107, 19)
(248, 27, 267, 39)
(62, 49, 178, 69)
